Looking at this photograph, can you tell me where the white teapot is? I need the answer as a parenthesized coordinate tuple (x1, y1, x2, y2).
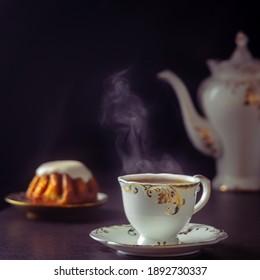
(158, 32, 260, 192)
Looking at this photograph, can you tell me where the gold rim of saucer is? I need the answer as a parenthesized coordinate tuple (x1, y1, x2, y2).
(5, 191, 108, 208)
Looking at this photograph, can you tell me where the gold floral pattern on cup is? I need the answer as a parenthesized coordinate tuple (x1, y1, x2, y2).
(122, 183, 186, 215)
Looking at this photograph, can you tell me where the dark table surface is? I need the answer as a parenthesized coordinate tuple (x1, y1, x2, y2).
(1, 183, 260, 260)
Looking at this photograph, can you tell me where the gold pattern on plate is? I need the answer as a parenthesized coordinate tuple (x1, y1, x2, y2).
(156, 241, 167, 246)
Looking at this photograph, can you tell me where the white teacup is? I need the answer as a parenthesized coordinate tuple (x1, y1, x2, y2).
(118, 173, 211, 245)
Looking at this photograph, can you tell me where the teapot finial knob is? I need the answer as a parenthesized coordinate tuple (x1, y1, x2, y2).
(235, 32, 248, 48)
(231, 31, 252, 62)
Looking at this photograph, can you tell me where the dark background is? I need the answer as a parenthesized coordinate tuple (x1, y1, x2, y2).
(0, 0, 259, 202)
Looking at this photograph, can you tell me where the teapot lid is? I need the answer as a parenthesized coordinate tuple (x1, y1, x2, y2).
(207, 32, 260, 80)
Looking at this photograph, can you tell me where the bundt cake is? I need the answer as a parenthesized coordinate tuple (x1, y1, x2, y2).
(26, 160, 99, 205)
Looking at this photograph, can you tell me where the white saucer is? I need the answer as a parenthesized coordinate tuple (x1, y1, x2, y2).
(90, 223, 228, 257)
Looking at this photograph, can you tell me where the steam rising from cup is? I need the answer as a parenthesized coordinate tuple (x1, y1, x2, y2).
(100, 70, 182, 174)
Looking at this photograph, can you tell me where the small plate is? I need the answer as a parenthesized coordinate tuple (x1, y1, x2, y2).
(90, 223, 228, 257)
(5, 192, 108, 220)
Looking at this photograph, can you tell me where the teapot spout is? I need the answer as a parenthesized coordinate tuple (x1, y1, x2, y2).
(158, 70, 220, 158)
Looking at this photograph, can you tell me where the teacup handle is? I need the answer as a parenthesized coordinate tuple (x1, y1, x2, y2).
(193, 175, 211, 214)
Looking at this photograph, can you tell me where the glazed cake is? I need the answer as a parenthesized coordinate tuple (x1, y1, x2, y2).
(26, 160, 99, 205)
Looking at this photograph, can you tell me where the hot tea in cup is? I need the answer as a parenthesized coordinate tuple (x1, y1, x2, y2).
(118, 173, 211, 245)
